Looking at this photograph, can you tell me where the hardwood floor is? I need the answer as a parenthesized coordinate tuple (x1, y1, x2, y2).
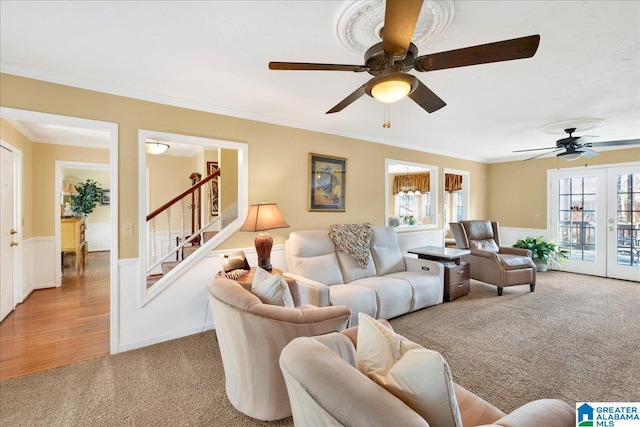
(0, 251, 110, 380)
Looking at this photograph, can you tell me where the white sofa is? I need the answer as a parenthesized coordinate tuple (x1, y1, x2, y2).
(284, 226, 444, 326)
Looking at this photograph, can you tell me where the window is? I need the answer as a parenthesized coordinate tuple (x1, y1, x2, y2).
(443, 169, 469, 229)
(385, 160, 438, 228)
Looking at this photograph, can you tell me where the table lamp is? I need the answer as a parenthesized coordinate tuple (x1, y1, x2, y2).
(240, 203, 290, 271)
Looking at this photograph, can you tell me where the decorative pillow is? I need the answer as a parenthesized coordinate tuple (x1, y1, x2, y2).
(356, 313, 462, 427)
(251, 267, 295, 308)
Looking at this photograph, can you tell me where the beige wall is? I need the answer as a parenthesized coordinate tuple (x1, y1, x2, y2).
(0, 119, 33, 239)
(1, 73, 499, 258)
(31, 143, 109, 237)
(487, 148, 640, 228)
(220, 148, 238, 215)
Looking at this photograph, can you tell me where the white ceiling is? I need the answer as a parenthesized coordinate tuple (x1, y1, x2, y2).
(1, 0, 638, 163)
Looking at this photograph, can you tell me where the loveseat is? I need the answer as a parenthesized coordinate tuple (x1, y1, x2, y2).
(284, 225, 444, 326)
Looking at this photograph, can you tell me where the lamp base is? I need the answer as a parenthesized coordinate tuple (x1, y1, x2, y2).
(254, 232, 273, 271)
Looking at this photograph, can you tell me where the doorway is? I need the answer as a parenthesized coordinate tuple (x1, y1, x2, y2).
(0, 107, 118, 375)
(549, 163, 639, 281)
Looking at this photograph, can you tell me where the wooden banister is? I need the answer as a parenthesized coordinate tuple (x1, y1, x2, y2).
(146, 169, 220, 222)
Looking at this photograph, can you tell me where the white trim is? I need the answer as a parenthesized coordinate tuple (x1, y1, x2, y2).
(0, 107, 120, 355)
(385, 158, 439, 229)
(0, 139, 24, 310)
(137, 129, 249, 307)
(55, 160, 109, 287)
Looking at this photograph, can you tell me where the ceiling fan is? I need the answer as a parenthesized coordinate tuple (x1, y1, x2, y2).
(268, 0, 541, 115)
(514, 128, 640, 161)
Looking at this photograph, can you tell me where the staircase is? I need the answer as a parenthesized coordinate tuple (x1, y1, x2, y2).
(146, 169, 226, 288)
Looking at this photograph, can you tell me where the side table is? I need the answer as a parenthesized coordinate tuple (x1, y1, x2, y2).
(408, 246, 471, 302)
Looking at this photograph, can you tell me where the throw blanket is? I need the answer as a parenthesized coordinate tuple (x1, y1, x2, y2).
(329, 223, 373, 269)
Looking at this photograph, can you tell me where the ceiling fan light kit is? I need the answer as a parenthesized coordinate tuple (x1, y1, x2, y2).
(366, 73, 417, 103)
(557, 151, 584, 161)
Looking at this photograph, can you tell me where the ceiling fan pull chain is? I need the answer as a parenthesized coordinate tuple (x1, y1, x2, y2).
(383, 104, 391, 128)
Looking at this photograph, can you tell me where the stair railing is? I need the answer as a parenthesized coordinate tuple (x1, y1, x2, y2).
(146, 169, 220, 275)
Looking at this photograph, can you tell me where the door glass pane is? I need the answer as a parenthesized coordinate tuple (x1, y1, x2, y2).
(558, 176, 596, 262)
(616, 173, 639, 266)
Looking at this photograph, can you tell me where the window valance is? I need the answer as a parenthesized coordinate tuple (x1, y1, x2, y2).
(445, 173, 463, 192)
(393, 173, 430, 194)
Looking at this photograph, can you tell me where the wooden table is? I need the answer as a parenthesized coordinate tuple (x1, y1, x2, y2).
(408, 246, 471, 302)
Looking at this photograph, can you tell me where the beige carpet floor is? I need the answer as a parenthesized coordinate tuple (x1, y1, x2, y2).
(1, 272, 638, 426)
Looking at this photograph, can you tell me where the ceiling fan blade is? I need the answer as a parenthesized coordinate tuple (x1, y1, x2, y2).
(269, 62, 368, 72)
(513, 146, 558, 153)
(581, 148, 600, 158)
(407, 78, 446, 113)
(413, 34, 541, 72)
(326, 84, 367, 114)
(382, 0, 424, 58)
(523, 148, 562, 161)
(586, 139, 640, 148)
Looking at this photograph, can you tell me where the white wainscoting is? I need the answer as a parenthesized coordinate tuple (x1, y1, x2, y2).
(499, 227, 547, 246)
(86, 222, 111, 252)
(20, 238, 33, 302)
(30, 237, 57, 290)
(117, 245, 286, 353)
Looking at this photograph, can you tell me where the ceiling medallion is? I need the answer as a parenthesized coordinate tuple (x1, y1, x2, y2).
(538, 118, 605, 135)
(336, 0, 455, 54)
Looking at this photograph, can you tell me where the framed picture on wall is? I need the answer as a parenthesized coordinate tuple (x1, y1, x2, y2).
(309, 153, 346, 212)
(206, 161, 219, 216)
(100, 189, 110, 205)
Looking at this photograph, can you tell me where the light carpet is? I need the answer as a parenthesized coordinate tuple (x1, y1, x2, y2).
(1, 271, 638, 426)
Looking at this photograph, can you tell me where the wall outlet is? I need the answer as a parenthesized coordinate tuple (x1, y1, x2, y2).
(122, 222, 134, 236)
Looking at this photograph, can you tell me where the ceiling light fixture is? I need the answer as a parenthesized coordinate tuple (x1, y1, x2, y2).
(145, 139, 169, 155)
(365, 74, 418, 103)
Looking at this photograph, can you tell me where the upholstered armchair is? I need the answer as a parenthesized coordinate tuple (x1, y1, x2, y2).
(207, 278, 351, 421)
(449, 220, 536, 296)
(280, 325, 575, 427)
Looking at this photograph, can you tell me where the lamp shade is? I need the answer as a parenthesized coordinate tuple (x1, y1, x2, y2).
(240, 203, 290, 232)
(145, 140, 169, 155)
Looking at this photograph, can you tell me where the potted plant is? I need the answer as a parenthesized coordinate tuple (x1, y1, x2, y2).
(513, 236, 568, 272)
(71, 179, 103, 218)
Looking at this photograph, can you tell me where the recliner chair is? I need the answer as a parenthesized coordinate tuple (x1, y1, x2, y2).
(206, 278, 351, 421)
(449, 220, 536, 296)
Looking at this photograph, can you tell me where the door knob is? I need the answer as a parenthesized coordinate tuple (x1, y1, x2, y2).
(10, 241, 19, 247)
(10, 229, 17, 235)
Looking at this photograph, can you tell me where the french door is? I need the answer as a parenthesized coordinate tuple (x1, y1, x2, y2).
(549, 164, 639, 281)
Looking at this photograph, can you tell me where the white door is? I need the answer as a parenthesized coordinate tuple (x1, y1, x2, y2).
(606, 165, 640, 281)
(1, 146, 15, 321)
(550, 164, 640, 281)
